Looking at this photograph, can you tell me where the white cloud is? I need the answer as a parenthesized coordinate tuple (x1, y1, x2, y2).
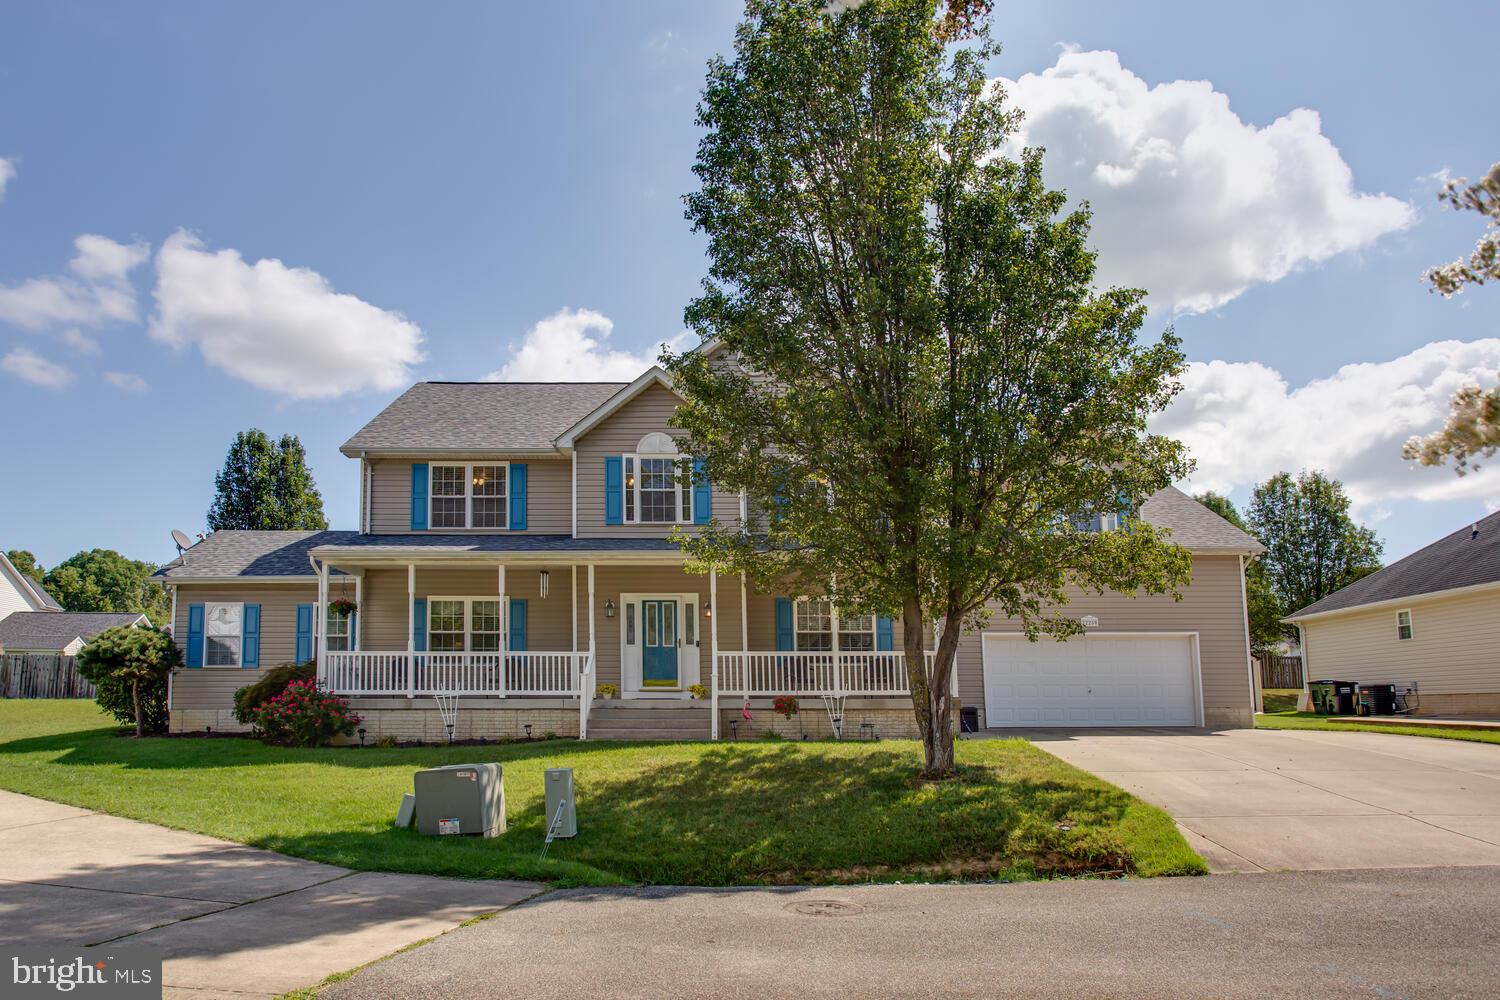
(0, 346, 75, 390)
(486, 307, 690, 382)
(0, 157, 14, 200)
(149, 230, 425, 400)
(104, 370, 149, 393)
(60, 329, 101, 357)
(995, 50, 1413, 313)
(1151, 339, 1500, 511)
(0, 233, 149, 330)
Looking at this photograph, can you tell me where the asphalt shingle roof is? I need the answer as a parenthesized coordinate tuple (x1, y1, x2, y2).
(1139, 487, 1265, 554)
(0, 611, 147, 651)
(340, 381, 628, 454)
(1289, 510, 1500, 619)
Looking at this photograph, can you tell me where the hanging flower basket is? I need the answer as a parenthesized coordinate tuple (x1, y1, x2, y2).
(328, 598, 358, 617)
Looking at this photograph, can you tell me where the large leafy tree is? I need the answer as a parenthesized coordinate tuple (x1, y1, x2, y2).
(208, 429, 328, 531)
(6, 549, 45, 584)
(44, 549, 171, 625)
(1247, 472, 1382, 620)
(665, 0, 1193, 775)
(1194, 492, 1284, 653)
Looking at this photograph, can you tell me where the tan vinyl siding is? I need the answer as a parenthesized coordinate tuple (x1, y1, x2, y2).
(360, 566, 573, 653)
(575, 382, 742, 537)
(169, 584, 318, 713)
(367, 456, 572, 535)
(1301, 588, 1500, 696)
(953, 555, 1254, 727)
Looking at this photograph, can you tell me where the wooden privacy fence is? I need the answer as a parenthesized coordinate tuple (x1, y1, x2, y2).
(1258, 654, 1303, 690)
(0, 654, 96, 699)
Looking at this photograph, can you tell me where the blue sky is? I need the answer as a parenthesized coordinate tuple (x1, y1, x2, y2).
(1, 0, 1495, 570)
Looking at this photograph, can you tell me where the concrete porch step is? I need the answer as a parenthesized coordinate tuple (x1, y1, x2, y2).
(586, 701, 712, 741)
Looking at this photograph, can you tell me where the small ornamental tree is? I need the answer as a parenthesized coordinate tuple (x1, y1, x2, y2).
(76, 625, 180, 737)
(666, 0, 1193, 776)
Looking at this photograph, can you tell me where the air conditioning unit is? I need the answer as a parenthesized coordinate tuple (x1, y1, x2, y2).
(413, 763, 506, 838)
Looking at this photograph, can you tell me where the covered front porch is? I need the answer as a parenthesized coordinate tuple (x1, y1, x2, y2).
(306, 543, 939, 739)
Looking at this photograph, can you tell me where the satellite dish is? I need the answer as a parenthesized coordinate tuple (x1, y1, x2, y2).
(171, 529, 193, 556)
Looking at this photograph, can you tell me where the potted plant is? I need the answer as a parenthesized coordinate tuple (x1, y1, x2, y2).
(328, 597, 358, 617)
(597, 683, 619, 700)
(773, 695, 799, 719)
(687, 683, 708, 700)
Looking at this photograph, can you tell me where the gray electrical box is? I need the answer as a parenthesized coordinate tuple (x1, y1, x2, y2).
(543, 768, 576, 839)
(413, 763, 505, 838)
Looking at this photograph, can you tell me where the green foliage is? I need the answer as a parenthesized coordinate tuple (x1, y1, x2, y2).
(233, 661, 317, 725)
(1247, 472, 1383, 624)
(6, 549, 45, 585)
(75, 625, 180, 736)
(666, 0, 1192, 774)
(1193, 492, 1285, 653)
(208, 429, 329, 531)
(43, 549, 170, 625)
(250, 679, 359, 747)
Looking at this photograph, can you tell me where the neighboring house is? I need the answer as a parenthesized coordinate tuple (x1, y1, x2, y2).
(1284, 511, 1500, 717)
(0, 551, 63, 618)
(154, 359, 1264, 740)
(0, 611, 150, 655)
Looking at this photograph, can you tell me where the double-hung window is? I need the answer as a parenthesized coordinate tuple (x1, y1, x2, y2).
(204, 603, 242, 667)
(429, 598, 503, 652)
(430, 463, 507, 529)
(622, 455, 692, 524)
(326, 607, 351, 652)
(794, 599, 875, 652)
(1396, 610, 1414, 641)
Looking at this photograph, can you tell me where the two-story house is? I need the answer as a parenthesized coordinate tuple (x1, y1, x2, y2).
(155, 361, 1264, 742)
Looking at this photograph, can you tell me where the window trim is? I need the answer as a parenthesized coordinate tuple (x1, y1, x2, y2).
(428, 461, 510, 530)
(427, 596, 505, 653)
(793, 598, 875, 652)
(326, 606, 352, 652)
(1396, 609, 1414, 641)
(203, 601, 244, 669)
(622, 452, 692, 525)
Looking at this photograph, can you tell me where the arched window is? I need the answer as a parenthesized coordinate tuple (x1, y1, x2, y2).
(623, 434, 691, 523)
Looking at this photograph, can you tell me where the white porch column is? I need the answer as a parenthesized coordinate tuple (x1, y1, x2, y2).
(317, 560, 329, 677)
(740, 573, 749, 652)
(406, 562, 416, 699)
(709, 567, 720, 739)
(571, 565, 578, 653)
(587, 564, 597, 682)
(497, 563, 508, 699)
(352, 575, 362, 651)
(830, 595, 843, 698)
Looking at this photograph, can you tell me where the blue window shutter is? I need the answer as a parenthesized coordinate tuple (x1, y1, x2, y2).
(412, 598, 427, 652)
(242, 604, 261, 667)
(410, 463, 429, 530)
(693, 458, 711, 524)
(509, 463, 528, 530)
(876, 615, 894, 651)
(186, 603, 205, 668)
(775, 598, 794, 652)
(509, 598, 528, 652)
(604, 455, 623, 525)
(295, 604, 314, 662)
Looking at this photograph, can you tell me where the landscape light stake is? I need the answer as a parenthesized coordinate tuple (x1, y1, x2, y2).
(524, 724, 533, 741)
(729, 719, 738, 740)
(357, 727, 367, 747)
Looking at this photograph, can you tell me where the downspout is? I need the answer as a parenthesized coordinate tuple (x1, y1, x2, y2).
(1240, 554, 1260, 719)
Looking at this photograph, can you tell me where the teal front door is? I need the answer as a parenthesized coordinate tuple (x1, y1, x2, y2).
(642, 599, 679, 687)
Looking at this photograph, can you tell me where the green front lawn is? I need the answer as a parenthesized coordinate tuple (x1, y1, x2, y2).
(1257, 708, 1500, 745)
(0, 701, 1203, 885)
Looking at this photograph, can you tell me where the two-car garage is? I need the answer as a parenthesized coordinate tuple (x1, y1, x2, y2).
(981, 633, 1202, 728)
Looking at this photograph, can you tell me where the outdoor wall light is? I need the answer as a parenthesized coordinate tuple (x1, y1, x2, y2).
(539, 569, 550, 599)
(703, 599, 712, 618)
(604, 598, 617, 618)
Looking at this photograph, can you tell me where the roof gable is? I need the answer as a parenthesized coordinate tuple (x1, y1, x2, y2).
(0, 611, 148, 652)
(555, 367, 680, 449)
(1288, 510, 1500, 619)
(0, 552, 61, 611)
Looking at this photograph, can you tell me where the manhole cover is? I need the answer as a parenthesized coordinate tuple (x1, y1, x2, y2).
(784, 899, 864, 918)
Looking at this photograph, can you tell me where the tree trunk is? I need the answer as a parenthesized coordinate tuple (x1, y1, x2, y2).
(131, 679, 142, 738)
(903, 599, 961, 777)
(901, 596, 932, 749)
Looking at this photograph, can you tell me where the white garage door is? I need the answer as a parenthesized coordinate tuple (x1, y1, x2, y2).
(982, 634, 1198, 728)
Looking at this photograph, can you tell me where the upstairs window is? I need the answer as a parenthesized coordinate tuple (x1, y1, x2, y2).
(1396, 610, 1414, 641)
(430, 463, 508, 529)
(624, 433, 692, 524)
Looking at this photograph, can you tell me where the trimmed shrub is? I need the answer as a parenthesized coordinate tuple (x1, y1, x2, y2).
(233, 661, 316, 725)
(76, 625, 179, 736)
(252, 680, 360, 747)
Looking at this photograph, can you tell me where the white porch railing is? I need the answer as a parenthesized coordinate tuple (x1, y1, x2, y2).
(716, 650, 919, 697)
(322, 651, 591, 698)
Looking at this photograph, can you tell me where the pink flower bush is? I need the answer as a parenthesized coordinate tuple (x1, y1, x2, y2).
(252, 679, 361, 747)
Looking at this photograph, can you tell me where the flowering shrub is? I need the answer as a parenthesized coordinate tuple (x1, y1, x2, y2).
(773, 695, 799, 719)
(252, 679, 360, 747)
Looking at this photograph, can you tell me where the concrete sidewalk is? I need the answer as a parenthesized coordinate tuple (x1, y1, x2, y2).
(0, 790, 543, 998)
(1014, 726, 1500, 872)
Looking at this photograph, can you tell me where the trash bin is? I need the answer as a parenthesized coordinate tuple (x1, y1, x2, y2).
(960, 706, 979, 734)
(1309, 680, 1356, 715)
(1357, 683, 1397, 716)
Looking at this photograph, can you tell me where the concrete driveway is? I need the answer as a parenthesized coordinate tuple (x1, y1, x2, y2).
(1017, 727, 1500, 872)
(0, 790, 543, 998)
